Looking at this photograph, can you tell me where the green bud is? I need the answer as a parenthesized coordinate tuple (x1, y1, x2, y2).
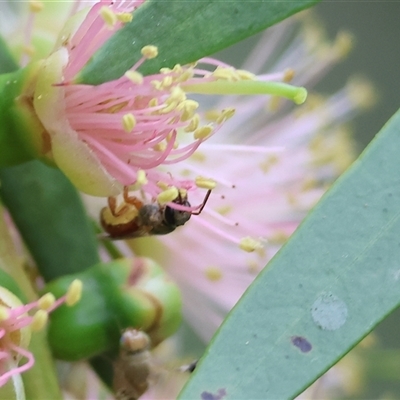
(42, 257, 182, 361)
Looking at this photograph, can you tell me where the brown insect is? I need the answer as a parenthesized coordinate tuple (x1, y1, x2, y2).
(113, 329, 152, 400)
(100, 187, 211, 239)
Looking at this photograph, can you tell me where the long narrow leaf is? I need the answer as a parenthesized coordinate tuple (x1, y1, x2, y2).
(179, 110, 400, 399)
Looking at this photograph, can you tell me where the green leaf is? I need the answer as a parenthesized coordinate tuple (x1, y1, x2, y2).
(179, 109, 400, 399)
(78, 0, 321, 85)
(0, 161, 100, 281)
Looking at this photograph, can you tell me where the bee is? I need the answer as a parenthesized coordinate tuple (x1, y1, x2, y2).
(100, 187, 211, 239)
(113, 329, 152, 400)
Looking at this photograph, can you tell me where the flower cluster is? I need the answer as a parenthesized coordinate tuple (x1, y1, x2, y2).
(0, 280, 82, 387)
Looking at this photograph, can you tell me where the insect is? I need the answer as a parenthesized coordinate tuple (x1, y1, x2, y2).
(113, 329, 152, 400)
(100, 187, 211, 239)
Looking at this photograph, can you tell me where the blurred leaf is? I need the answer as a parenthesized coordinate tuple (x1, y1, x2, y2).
(0, 35, 18, 74)
(78, 0, 321, 85)
(0, 161, 100, 281)
(179, 109, 400, 399)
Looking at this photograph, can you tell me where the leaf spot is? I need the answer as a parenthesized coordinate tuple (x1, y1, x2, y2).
(291, 336, 312, 353)
(311, 292, 348, 331)
(201, 388, 227, 400)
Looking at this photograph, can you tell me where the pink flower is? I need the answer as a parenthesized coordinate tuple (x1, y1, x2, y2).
(31, 0, 306, 197)
(0, 280, 82, 387)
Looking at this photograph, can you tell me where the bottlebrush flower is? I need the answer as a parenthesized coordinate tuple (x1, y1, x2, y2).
(2, 0, 306, 197)
(0, 279, 82, 387)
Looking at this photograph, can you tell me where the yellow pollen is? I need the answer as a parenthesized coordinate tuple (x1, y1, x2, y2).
(160, 100, 178, 114)
(184, 114, 200, 132)
(190, 151, 206, 162)
(195, 177, 217, 190)
(141, 45, 158, 59)
(347, 78, 376, 110)
(259, 154, 279, 173)
(334, 31, 354, 59)
(125, 70, 143, 84)
(205, 267, 223, 282)
(236, 69, 256, 80)
(66, 279, 83, 306)
(212, 66, 237, 81)
(29, 0, 44, 12)
(31, 310, 48, 332)
(129, 169, 148, 190)
(122, 113, 137, 133)
(157, 181, 169, 191)
(204, 109, 220, 122)
(176, 69, 194, 83)
(116, 12, 133, 23)
(148, 98, 158, 107)
(217, 108, 236, 124)
(172, 64, 183, 73)
(153, 142, 167, 152)
(151, 80, 162, 90)
(215, 205, 232, 215)
(239, 237, 264, 252)
(160, 67, 172, 74)
(157, 187, 179, 205)
(0, 305, 10, 321)
(283, 68, 295, 82)
(38, 293, 55, 310)
(193, 125, 213, 140)
(301, 178, 319, 192)
(100, 6, 118, 28)
(268, 230, 289, 244)
(179, 100, 199, 122)
(169, 87, 186, 102)
(161, 76, 173, 88)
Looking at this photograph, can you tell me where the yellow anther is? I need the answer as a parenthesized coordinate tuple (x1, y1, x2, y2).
(193, 125, 213, 140)
(156, 181, 169, 191)
(236, 69, 256, 80)
(205, 267, 223, 282)
(215, 205, 232, 215)
(38, 293, 55, 310)
(122, 113, 137, 133)
(160, 67, 172, 74)
(129, 169, 148, 190)
(179, 188, 188, 198)
(184, 115, 200, 133)
(195, 177, 217, 190)
(29, 0, 44, 12)
(301, 178, 318, 191)
(161, 76, 173, 88)
(0, 306, 10, 321)
(239, 237, 264, 252)
(204, 109, 220, 122)
(190, 151, 206, 162)
(125, 70, 143, 84)
(176, 69, 194, 83)
(268, 230, 289, 245)
(216, 108, 235, 123)
(157, 187, 179, 205)
(172, 64, 183, 74)
(100, 6, 118, 28)
(160, 100, 178, 114)
(168, 87, 186, 103)
(179, 100, 199, 122)
(151, 80, 162, 90)
(141, 45, 158, 59)
(31, 310, 48, 332)
(148, 98, 158, 107)
(347, 78, 376, 110)
(153, 142, 167, 152)
(283, 68, 295, 82)
(116, 12, 133, 23)
(212, 67, 237, 81)
(66, 279, 83, 306)
(334, 31, 354, 59)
